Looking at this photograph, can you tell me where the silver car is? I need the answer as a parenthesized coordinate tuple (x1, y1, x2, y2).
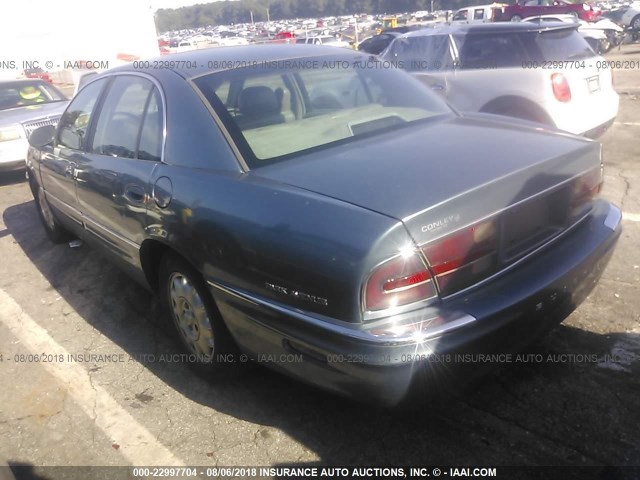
(0, 79, 68, 172)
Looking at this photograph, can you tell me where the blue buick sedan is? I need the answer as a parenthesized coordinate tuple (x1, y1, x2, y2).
(25, 45, 621, 405)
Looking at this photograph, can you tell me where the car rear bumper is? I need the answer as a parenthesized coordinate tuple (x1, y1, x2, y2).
(209, 200, 621, 406)
(581, 117, 616, 139)
(547, 88, 618, 136)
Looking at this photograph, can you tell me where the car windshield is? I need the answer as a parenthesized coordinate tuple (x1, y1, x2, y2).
(193, 55, 453, 168)
(0, 81, 66, 111)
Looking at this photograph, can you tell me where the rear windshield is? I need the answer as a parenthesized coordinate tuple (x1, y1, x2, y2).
(0, 81, 66, 111)
(525, 28, 595, 61)
(193, 55, 453, 168)
(453, 29, 594, 68)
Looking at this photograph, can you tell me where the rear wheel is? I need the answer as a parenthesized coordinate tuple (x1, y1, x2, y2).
(32, 181, 70, 243)
(510, 14, 522, 22)
(159, 253, 241, 376)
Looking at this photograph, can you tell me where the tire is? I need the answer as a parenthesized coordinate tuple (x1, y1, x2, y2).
(158, 253, 242, 377)
(510, 15, 522, 22)
(31, 180, 70, 243)
(632, 14, 640, 31)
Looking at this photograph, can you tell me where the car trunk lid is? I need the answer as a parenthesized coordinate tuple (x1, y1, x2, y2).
(255, 114, 602, 296)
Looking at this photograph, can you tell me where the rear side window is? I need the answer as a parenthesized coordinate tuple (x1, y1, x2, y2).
(383, 35, 453, 71)
(474, 9, 485, 20)
(137, 90, 163, 162)
(57, 78, 108, 150)
(455, 33, 527, 69)
(91, 76, 153, 159)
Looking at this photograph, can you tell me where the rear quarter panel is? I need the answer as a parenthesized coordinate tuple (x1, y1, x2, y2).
(144, 164, 411, 323)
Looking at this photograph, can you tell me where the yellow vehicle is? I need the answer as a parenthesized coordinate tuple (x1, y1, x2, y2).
(376, 16, 398, 33)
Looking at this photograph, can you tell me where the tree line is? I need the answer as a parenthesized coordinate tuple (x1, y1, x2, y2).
(155, 0, 488, 32)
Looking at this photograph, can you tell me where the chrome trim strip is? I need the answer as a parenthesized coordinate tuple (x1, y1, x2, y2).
(82, 215, 140, 250)
(604, 204, 622, 231)
(207, 280, 476, 346)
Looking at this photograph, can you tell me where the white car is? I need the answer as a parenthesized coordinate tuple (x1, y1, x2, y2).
(381, 22, 618, 137)
(215, 36, 250, 47)
(450, 4, 508, 24)
(295, 35, 351, 47)
(0, 79, 68, 172)
(176, 41, 195, 53)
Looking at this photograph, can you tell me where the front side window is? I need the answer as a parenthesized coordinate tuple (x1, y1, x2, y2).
(57, 78, 108, 150)
(193, 55, 452, 167)
(91, 76, 154, 159)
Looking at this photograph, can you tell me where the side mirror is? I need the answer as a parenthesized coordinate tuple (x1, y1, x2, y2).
(28, 124, 55, 148)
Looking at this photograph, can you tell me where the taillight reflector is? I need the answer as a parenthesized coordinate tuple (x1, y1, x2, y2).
(364, 252, 436, 312)
(571, 167, 603, 216)
(422, 219, 499, 295)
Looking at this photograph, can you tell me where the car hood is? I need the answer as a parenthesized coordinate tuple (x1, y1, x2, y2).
(254, 113, 600, 244)
(0, 101, 69, 128)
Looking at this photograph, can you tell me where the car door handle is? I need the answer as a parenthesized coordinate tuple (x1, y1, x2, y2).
(65, 162, 77, 178)
(124, 185, 146, 205)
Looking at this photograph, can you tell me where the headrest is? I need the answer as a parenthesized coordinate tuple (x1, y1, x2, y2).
(238, 86, 281, 116)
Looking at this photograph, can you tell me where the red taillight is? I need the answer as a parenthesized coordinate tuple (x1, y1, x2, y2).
(551, 73, 571, 102)
(364, 252, 436, 312)
(422, 219, 499, 295)
(571, 167, 603, 217)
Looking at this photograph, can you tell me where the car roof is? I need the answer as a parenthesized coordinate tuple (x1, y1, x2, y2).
(110, 44, 363, 79)
(0, 78, 48, 86)
(401, 21, 578, 37)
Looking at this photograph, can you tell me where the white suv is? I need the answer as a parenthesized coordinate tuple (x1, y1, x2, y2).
(381, 22, 619, 137)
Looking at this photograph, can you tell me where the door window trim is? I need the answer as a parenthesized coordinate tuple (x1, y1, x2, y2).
(78, 72, 168, 164)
